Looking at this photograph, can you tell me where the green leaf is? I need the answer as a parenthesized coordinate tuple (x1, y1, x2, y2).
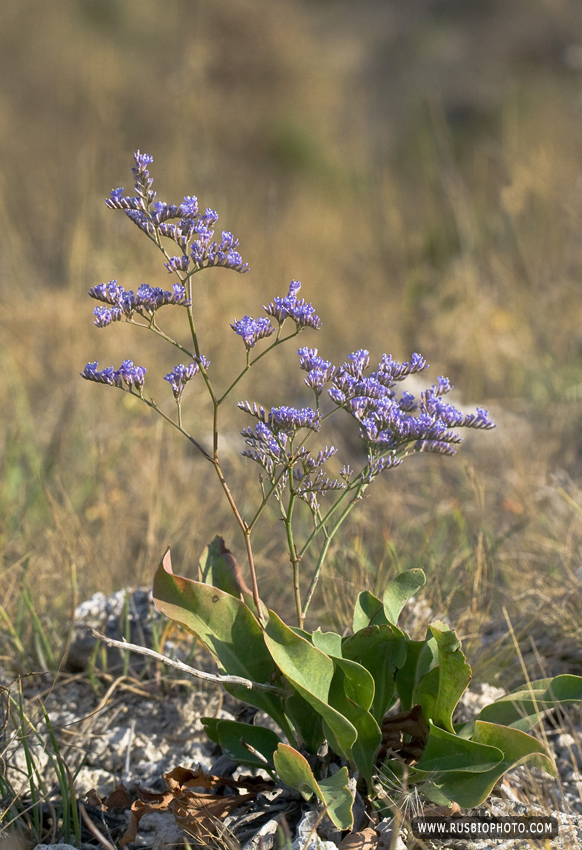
(414, 622, 472, 731)
(264, 611, 357, 762)
(201, 719, 282, 769)
(200, 716, 221, 746)
(413, 722, 502, 774)
(419, 721, 556, 809)
(198, 536, 254, 607)
(327, 664, 382, 785)
(396, 633, 438, 712)
(153, 549, 293, 742)
(352, 591, 387, 631)
(343, 626, 407, 722)
(285, 690, 325, 753)
(476, 674, 582, 732)
(273, 744, 353, 830)
(382, 569, 426, 626)
(312, 628, 343, 658)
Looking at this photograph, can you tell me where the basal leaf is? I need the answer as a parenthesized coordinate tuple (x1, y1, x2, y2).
(424, 720, 556, 808)
(352, 591, 387, 631)
(210, 719, 282, 769)
(273, 744, 353, 830)
(396, 633, 438, 713)
(198, 535, 254, 605)
(312, 628, 343, 658)
(284, 690, 325, 753)
(382, 569, 426, 626)
(153, 549, 293, 741)
(415, 622, 471, 731)
(342, 626, 407, 722)
(476, 674, 582, 732)
(264, 611, 357, 762)
(413, 722, 502, 774)
(327, 664, 381, 785)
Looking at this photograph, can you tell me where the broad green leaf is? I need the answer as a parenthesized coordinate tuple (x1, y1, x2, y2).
(264, 611, 357, 762)
(202, 719, 282, 769)
(396, 633, 438, 712)
(273, 744, 353, 831)
(413, 722, 502, 774)
(312, 628, 343, 658)
(415, 623, 471, 731)
(327, 664, 381, 785)
(285, 690, 325, 754)
(343, 626, 407, 722)
(422, 721, 556, 808)
(333, 657, 375, 711)
(352, 591, 387, 631)
(382, 569, 426, 626)
(200, 716, 221, 745)
(198, 536, 254, 608)
(477, 674, 582, 732)
(153, 549, 294, 742)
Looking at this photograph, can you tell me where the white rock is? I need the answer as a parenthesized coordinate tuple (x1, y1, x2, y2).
(292, 810, 338, 850)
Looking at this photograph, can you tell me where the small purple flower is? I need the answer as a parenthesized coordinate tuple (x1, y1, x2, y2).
(133, 151, 154, 171)
(298, 347, 328, 372)
(164, 355, 208, 401)
(150, 202, 179, 225)
(93, 306, 123, 327)
(88, 280, 191, 324)
(269, 405, 322, 434)
(231, 316, 275, 349)
(164, 255, 191, 273)
(264, 281, 322, 330)
(372, 353, 429, 388)
(118, 359, 146, 389)
(81, 360, 146, 391)
(179, 196, 199, 218)
(238, 400, 322, 435)
(343, 350, 370, 379)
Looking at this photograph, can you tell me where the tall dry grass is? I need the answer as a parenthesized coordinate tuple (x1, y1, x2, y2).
(1, 0, 582, 681)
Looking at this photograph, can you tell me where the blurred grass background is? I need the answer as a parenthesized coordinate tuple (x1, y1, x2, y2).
(3, 0, 582, 682)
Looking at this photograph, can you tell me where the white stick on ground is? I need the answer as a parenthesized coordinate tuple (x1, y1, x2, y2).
(90, 630, 288, 695)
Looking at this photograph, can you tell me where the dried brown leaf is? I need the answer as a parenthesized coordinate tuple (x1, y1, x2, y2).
(338, 827, 378, 850)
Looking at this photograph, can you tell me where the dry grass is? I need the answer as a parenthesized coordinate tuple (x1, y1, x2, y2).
(1, 0, 582, 690)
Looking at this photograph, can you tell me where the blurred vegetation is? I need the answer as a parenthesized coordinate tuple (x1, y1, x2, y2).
(2, 0, 582, 684)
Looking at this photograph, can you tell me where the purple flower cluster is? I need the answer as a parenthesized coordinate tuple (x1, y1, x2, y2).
(230, 316, 275, 349)
(230, 282, 321, 351)
(324, 350, 494, 459)
(298, 347, 335, 395)
(81, 360, 146, 391)
(105, 152, 249, 275)
(239, 405, 342, 508)
(90, 280, 190, 327)
(164, 356, 209, 402)
(238, 401, 322, 435)
(265, 281, 322, 330)
(292, 447, 345, 509)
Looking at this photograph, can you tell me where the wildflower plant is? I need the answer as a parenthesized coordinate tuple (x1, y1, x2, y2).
(83, 152, 582, 832)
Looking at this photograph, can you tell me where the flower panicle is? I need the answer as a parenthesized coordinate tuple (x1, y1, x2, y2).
(231, 316, 275, 349)
(105, 152, 249, 274)
(324, 349, 495, 472)
(89, 281, 191, 326)
(264, 281, 322, 330)
(238, 401, 321, 435)
(298, 347, 335, 395)
(164, 355, 209, 402)
(81, 359, 146, 391)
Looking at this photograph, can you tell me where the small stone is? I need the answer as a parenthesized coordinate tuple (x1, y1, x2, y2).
(33, 845, 79, 850)
(292, 810, 339, 850)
